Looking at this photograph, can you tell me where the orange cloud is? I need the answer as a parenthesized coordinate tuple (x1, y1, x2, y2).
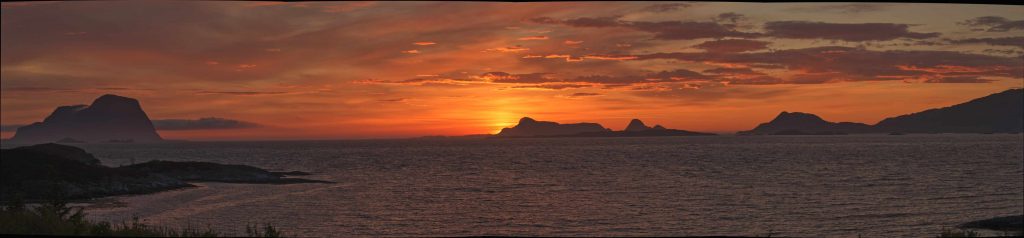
(518, 36, 549, 41)
(485, 46, 530, 53)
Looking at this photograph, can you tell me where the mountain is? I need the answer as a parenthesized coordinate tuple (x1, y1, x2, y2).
(496, 117, 610, 137)
(624, 119, 655, 131)
(739, 89, 1024, 135)
(738, 111, 872, 135)
(9, 94, 163, 143)
(623, 118, 674, 132)
(874, 89, 1023, 133)
(496, 117, 715, 137)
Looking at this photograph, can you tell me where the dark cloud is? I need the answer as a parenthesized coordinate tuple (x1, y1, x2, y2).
(703, 67, 765, 75)
(566, 69, 710, 85)
(693, 39, 770, 53)
(629, 21, 761, 40)
(924, 76, 996, 84)
(638, 46, 1022, 83)
(152, 117, 262, 130)
(949, 36, 1024, 48)
(531, 16, 760, 40)
(641, 3, 692, 13)
(714, 12, 746, 25)
(567, 92, 602, 97)
(764, 21, 940, 41)
(959, 16, 1024, 32)
(788, 3, 888, 14)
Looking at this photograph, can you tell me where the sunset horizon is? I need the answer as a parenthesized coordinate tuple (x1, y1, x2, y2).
(1, 2, 1022, 237)
(3, 2, 1022, 140)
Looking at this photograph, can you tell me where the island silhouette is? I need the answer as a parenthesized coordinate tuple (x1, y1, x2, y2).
(739, 88, 1023, 135)
(9, 94, 162, 143)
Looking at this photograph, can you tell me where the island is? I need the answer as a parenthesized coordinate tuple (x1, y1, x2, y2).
(8, 94, 163, 144)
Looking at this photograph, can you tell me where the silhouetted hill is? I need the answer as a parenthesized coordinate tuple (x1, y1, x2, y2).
(496, 117, 610, 137)
(10, 94, 163, 143)
(497, 118, 714, 137)
(739, 89, 1024, 135)
(874, 89, 1023, 133)
(738, 111, 872, 135)
(1, 143, 327, 200)
(625, 119, 654, 131)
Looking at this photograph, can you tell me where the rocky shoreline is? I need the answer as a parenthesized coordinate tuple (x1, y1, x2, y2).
(0, 143, 329, 201)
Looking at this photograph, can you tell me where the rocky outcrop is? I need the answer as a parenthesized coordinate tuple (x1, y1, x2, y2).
(1, 144, 189, 200)
(1, 144, 326, 201)
(496, 117, 610, 137)
(124, 161, 329, 184)
(10, 94, 163, 143)
(738, 111, 872, 135)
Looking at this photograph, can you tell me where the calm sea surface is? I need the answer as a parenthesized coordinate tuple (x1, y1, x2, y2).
(11, 134, 1023, 237)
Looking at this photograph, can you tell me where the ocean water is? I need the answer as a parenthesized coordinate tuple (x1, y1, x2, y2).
(14, 134, 1024, 237)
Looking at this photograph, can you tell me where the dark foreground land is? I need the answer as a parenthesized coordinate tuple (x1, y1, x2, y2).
(0, 143, 330, 201)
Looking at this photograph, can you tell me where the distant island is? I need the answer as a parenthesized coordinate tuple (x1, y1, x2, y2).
(495, 117, 714, 138)
(8, 94, 163, 144)
(739, 88, 1023, 135)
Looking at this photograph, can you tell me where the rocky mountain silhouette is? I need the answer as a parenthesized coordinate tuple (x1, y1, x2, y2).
(738, 112, 872, 135)
(497, 117, 714, 137)
(874, 88, 1023, 133)
(9, 94, 163, 143)
(624, 119, 667, 131)
(739, 89, 1023, 135)
(496, 117, 610, 137)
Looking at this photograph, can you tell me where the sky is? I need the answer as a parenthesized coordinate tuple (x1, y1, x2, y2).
(1, 1, 1022, 140)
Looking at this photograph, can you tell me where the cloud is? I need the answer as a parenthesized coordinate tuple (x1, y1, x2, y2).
(637, 46, 1022, 83)
(485, 46, 530, 53)
(641, 3, 692, 13)
(763, 21, 940, 41)
(714, 12, 746, 25)
(532, 16, 761, 40)
(788, 3, 888, 14)
(413, 41, 436, 46)
(479, 72, 554, 84)
(569, 91, 598, 97)
(401, 49, 421, 54)
(0, 124, 25, 132)
(693, 39, 770, 53)
(510, 83, 591, 90)
(564, 40, 583, 45)
(949, 37, 1024, 48)
(151, 117, 262, 130)
(923, 76, 996, 83)
(959, 16, 1024, 32)
(517, 36, 549, 41)
(197, 91, 289, 96)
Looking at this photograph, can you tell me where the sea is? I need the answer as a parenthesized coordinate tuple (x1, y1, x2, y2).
(6, 134, 1023, 237)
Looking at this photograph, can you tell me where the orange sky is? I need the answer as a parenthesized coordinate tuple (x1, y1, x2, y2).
(1, 2, 1022, 140)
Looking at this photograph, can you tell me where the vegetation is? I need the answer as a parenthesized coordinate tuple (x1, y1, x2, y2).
(938, 228, 979, 238)
(0, 194, 282, 237)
